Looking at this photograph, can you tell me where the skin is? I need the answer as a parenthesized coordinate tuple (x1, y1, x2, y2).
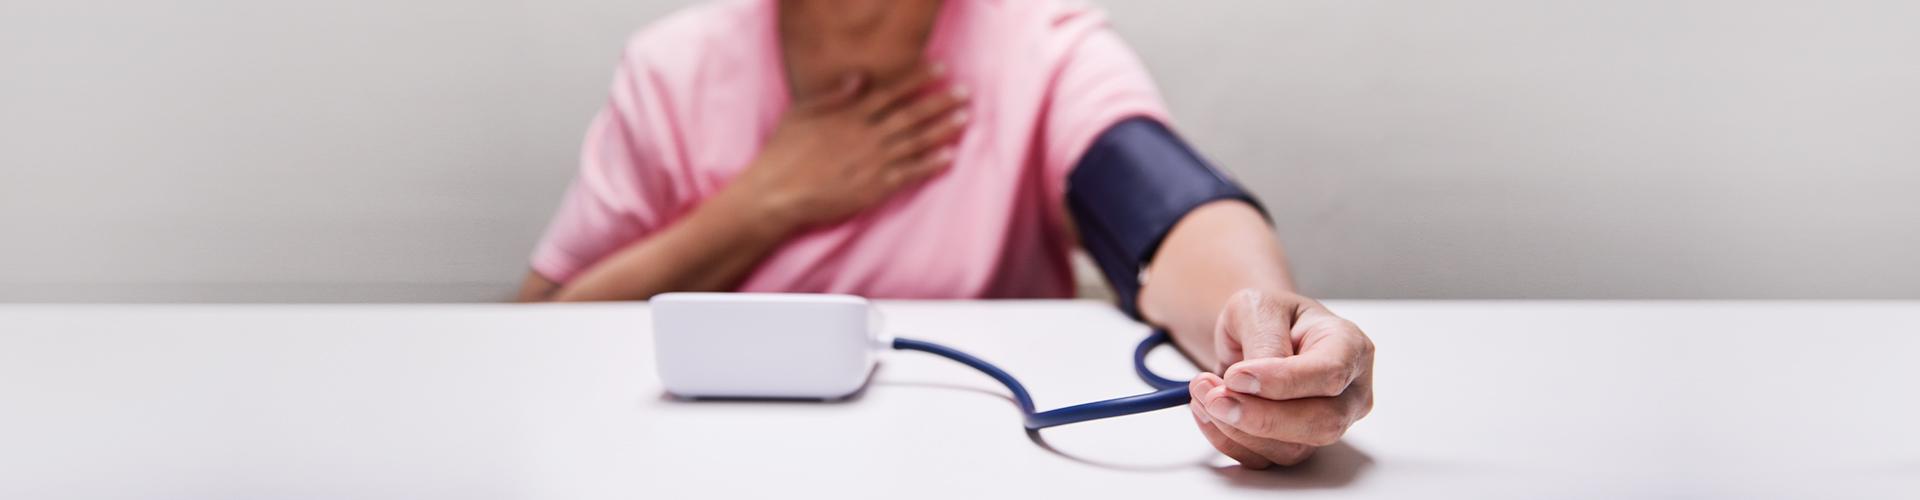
(1144, 201, 1376, 467)
(520, 0, 1375, 468)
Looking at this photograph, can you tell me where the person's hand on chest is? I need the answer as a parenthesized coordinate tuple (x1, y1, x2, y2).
(725, 62, 971, 232)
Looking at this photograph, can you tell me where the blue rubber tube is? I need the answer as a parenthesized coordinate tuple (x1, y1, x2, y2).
(891, 331, 1190, 430)
(1133, 330, 1188, 390)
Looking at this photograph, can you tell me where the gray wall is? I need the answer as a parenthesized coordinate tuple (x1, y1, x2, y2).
(2, 0, 1916, 302)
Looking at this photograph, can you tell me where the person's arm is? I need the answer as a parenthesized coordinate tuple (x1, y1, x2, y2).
(1139, 200, 1295, 370)
(1031, 4, 1371, 467)
(1140, 200, 1376, 469)
(517, 182, 798, 302)
(519, 63, 970, 302)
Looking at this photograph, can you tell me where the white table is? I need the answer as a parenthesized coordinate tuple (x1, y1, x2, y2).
(2, 301, 1916, 499)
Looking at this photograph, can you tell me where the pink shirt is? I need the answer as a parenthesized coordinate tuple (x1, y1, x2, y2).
(531, 0, 1171, 298)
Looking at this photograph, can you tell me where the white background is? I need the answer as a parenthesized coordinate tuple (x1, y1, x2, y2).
(3, 0, 1917, 302)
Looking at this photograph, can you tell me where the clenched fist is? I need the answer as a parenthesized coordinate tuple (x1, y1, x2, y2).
(1188, 289, 1376, 468)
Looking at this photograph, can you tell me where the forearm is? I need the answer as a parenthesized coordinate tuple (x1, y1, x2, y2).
(1137, 200, 1296, 372)
(548, 187, 794, 302)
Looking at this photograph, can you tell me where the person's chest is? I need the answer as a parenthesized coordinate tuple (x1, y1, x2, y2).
(662, 3, 1072, 297)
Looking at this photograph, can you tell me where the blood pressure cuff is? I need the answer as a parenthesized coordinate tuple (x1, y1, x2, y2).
(1065, 117, 1267, 320)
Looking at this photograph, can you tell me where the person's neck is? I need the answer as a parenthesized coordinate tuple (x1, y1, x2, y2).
(778, 0, 944, 98)
(783, 0, 892, 35)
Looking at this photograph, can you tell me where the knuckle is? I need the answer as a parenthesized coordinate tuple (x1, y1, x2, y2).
(1304, 409, 1348, 446)
(1319, 364, 1354, 396)
(1231, 289, 1263, 308)
(1244, 406, 1284, 439)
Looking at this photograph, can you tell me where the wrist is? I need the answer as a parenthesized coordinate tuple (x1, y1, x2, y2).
(710, 181, 801, 243)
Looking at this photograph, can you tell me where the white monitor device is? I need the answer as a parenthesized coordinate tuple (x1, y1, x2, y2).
(650, 292, 880, 399)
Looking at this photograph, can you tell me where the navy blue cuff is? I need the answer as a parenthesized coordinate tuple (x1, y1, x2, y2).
(1065, 118, 1267, 321)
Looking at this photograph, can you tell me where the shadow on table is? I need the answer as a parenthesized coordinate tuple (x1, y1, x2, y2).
(1018, 427, 1215, 472)
(1203, 441, 1374, 490)
(653, 375, 876, 404)
(1023, 428, 1374, 489)
(878, 379, 1375, 488)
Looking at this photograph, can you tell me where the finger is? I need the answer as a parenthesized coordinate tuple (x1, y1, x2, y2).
(875, 84, 968, 142)
(1189, 375, 1272, 469)
(1191, 403, 1272, 469)
(880, 107, 968, 163)
(1200, 385, 1357, 447)
(1233, 290, 1297, 361)
(1209, 418, 1318, 466)
(1211, 303, 1243, 373)
(1188, 371, 1224, 401)
(1294, 307, 1373, 361)
(858, 62, 944, 121)
(1223, 318, 1368, 400)
(1214, 290, 1293, 375)
(1182, 373, 1213, 400)
(1198, 375, 1316, 466)
(797, 73, 863, 112)
(881, 146, 956, 188)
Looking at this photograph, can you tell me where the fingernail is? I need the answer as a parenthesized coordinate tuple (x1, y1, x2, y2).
(1191, 404, 1212, 424)
(1205, 395, 1242, 425)
(1226, 372, 1260, 394)
(1192, 375, 1218, 393)
(951, 110, 969, 124)
(950, 85, 970, 99)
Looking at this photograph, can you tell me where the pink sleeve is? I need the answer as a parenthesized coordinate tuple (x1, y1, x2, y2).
(1039, 8, 1174, 205)
(530, 52, 685, 284)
